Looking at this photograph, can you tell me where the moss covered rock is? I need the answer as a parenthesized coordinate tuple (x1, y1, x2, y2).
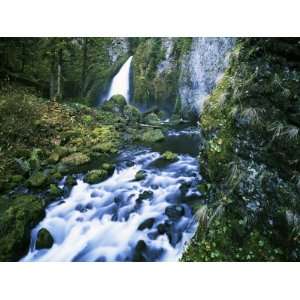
(35, 228, 54, 250)
(84, 169, 108, 184)
(141, 129, 164, 143)
(61, 152, 90, 167)
(0, 195, 45, 261)
(28, 171, 48, 187)
(102, 94, 127, 114)
(161, 151, 178, 162)
(143, 113, 161, 126)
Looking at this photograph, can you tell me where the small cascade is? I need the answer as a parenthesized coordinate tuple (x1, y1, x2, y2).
(105, 56, 133, 103)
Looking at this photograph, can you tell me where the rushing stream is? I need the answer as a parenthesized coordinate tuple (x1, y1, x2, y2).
(22, 124, 202, 262)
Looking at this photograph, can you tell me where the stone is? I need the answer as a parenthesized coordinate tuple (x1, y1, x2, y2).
(10, 175, 24, 184)
(133, 240, 147, 262)
(138, 218, 155, 230)
(143, 112, 161, 125)
(165, 205, 185, 220)
(137, 190, 154, 203)
(134, 170, 147, 181)
(102, 95, 127, 114)
(49, 184, 63, 197)
(48, 152, 60, 164)
(35, 228, 54, 250)
(28, 171, 47, 187)
(161, 151, 178, 162)
(141, 129, 164, 143)
(84, 169, 108, 184)
(61, 152, 90, 167)
(0, 195, 45, 261)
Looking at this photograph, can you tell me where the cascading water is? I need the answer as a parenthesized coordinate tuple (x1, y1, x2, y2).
(22, 126, 202, 262)
(105, 56, 133, 103)
(179, 38, 235, 116)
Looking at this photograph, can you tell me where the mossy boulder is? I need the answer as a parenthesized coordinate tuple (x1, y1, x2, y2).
(10, 175, 24, 184)
(92, 142, 117, 154)
(161, 151, 178, 162)
(28, 171, 48, 187)
(124, 105, 141, 123)
(61, 152, 90, 167)
(102, 95, 127, 114)
(84, 169, 108, 184)
(48, 152, 60, 164)
(35, 228, 54, 250)
(143, 113, 161, 126)
(0, 195, 45, 261)
(49, 184, 63, 197)
(141, 129, 164, 143)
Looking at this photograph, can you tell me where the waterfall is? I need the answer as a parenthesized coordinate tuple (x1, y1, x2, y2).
(105, 56, 133, 103)
(179, 38, 235, 117)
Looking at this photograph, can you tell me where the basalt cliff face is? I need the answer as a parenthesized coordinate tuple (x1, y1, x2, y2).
(183, 38, 300, 261)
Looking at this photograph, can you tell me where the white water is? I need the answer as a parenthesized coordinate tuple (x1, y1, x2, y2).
(22, 132, 201, 262)
(179, 38, 235, 116)
(105, 56, 133, 103)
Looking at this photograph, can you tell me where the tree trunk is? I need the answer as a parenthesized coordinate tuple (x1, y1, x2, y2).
(80, 38, 88, 98)
(49, 50, 56, 100)
(56, 48, 63, 100)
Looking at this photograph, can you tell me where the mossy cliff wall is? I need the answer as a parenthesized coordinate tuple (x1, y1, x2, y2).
(183, 38, 300, 261)
(131, 38, 234, 119)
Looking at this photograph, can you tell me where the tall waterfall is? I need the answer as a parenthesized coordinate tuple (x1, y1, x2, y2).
(179, 38, 235, 117)
(106, 56, 133, 103)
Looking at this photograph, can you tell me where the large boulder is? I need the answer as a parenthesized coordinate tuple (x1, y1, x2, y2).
(161, 151, 178, 162)
(61, 152, 90, 167)
(28, 171, 47, 187)
(141, 129, 164, 143)
(165, 205, 185, 220)
(35, 228, 54, 250)
(84, 169, 108, 184)
(124, 105, 142, 123)
(102, 95, 127, 114)
(0, 195, 45, 261)
(143, 112, 161, 126)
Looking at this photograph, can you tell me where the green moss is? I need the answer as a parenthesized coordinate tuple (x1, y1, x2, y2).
(61, 152, 90, 167)
(28, 171, 48, 187)
(0, 195, 45, 261)
(141, 129, 164, 143)
(35, 228, 54, 250)
(161, 151, 178, 162)
(84, 169, 108, 184)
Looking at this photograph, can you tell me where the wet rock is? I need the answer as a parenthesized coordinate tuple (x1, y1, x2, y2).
(84, 169, 108, 184)
(66, 175, 77, 187)
(125, 160, 135, 167)
(165, 205, 185, 220)
(161, 151, 178, 162)
(133, 240, 147, 262)
(102, 163, 115, 176)
(141, 129, 164, 143)
(49, 184, 63, 197)
(138, 218, 155, 230)
(137, 190, 154, 203)
(35, 228, 54, 250)
(134, 170, 147, 181)
(61, 152, 90, 167)
(28, 171, 47, 187)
